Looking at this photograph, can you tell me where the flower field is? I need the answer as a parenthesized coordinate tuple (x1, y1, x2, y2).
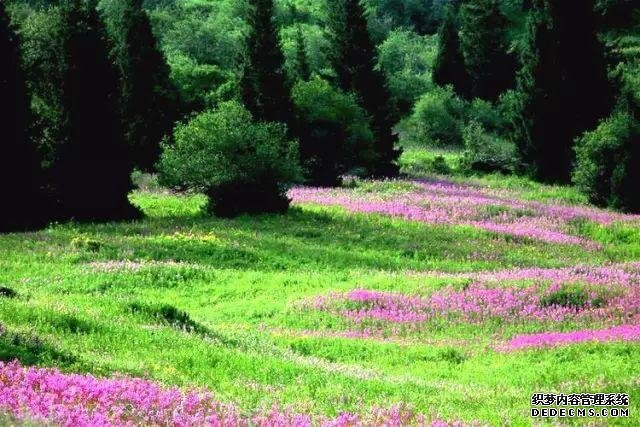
(1, 174, 640, 426)
(0, 360, 457, 427)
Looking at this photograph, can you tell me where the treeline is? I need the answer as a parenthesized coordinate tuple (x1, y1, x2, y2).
(421, 0, 639, 212)
(2, 0, 177, 231)
(2, 0, 406, 228)
(2, 0, 639, 234)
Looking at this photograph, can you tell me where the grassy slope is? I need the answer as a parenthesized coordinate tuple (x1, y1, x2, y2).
(1, 166, 639, 425)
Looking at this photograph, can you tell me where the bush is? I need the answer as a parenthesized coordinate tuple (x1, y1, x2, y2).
(397, 147, 457, 177)
(168, 53, 238, 111)
(158, 101, 302, 217)
(431, 155, 452, 175)
(573, 111, 640, 213)
(292, 77, 375, 186)
(461, 121, 518, 174)
(466, 98, 505, 132)
(377, 29, 436, 115)
(402, 86, 465, 147)
(540, 284, 589, 309)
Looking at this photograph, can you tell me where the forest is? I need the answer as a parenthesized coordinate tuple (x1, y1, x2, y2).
(1, 0, 640, 425)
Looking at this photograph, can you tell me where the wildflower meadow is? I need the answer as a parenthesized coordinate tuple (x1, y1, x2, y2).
(3, 0, 639, 424)
(1, 169, 639, 426)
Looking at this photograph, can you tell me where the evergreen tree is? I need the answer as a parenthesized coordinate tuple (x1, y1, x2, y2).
(459, 0, 516, 101)
(241, 0, 294, 126)
(514, 0, 615, 183)
(52, 0, 139, 221)
(294, 24, 311, 81)
(597, 0, 638, 29)
(115, 0, 179, 172)
(432, 5, 472, 99)
(326, 0, 400, 177)
(0, 1, 43, 232)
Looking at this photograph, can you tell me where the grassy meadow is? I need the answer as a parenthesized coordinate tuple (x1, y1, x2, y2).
(1, 150, 640, 425)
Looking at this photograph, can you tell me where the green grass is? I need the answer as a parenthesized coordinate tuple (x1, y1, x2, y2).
(1, 173, 639, 425)
(398, 144, 589, 206)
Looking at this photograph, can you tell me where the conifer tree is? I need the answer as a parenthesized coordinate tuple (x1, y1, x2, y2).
(326, 0, 400, 177)
(116, 0, 179, 172)
(0, 2, 43, 232)
(52, 0, 139, 221)
(432, 5, 472, 99)
(514, 0, 614, 183)
(459, 0, 516, 101)
(241, 0, 294, 126)
(294, 24, 311, 81)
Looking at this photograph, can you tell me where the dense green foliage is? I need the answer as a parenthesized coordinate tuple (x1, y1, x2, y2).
(3, 0, 640, 215)
(513, 0, 615, 183)
(432, 5, 471, 99)
(402, 86, 465, 147)
(574, 98, 640, 213)
(51, 0, 139, 221)
(365, 0, 447, 38)
(158, 101, 301, 217)
(0, 0, 41, 231)
(326, 0, 400, 177)
(377, 29, 435, 114)
(241, 0, 294, 127)
(461, 120, 518, 173)
(102, 0, 179, 172)
(458, 0, 516, 102)
(293, 24, 311, 81)
(293, 78, 375, 186)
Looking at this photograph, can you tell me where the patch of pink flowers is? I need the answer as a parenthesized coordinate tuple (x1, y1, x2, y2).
(0, 360, 472, 427)
(308, 264, 640, 331)
(435, 262, 640, 285)
(501, 324, 640, 351)
(289, 179, 640, 247)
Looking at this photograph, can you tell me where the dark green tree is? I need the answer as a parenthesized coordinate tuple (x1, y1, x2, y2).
(596, 0, 638, 29)
(241, 0, 294, 126)
(294, 24, 311, 81)
(0, 1, 43, 232)
(573, 87, 640, 213)
(52, 0, 139, 221)
(432, 5, 472, 99)
(514, 0, 615, 183)
(113, 0, 179, 172)
(20, 5, 66, 170)
(326, 0, 400, 177)
(459, 0, 516, 101)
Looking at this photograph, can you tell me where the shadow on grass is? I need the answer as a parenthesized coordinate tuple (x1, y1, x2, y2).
(126, 301, 239, 347)
(0, 329, 78, 367)
(88, 206, 595, 273)
(4, 200, 600, 275)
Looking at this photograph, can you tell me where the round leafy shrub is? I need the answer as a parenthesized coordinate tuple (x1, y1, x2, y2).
(466, 98, 505, 132)
(461, 121, 518, 174)
(540, 285, 589, 309)
(402, 86, 465, 147)
(158, 101, 301, 217)
(430, 155, 452, 175)
(573, 111, 640, 213)
(292, 77, 375, 186)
